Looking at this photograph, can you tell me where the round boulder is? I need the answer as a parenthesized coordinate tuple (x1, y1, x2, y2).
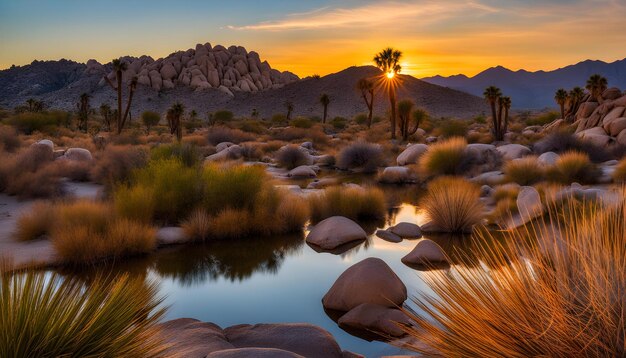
(337, 303, 411, 339)
(63, 148, 93, 161)
(388, 222, 422, 239)
(396, 144, 428, 166)
(401, 239, 448, 268)
(537, 151, 559, 166)
(206, 348, 304, 358)
(287, 166, 317, 178)
(378, 166, 416, 184)
(306, 216, 367, 250)
(375, 230, 402, 243)
(496, 144, 531, 160)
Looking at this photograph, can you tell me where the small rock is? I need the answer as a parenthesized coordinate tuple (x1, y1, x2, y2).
(306, 216, 367, 250)
(156, 227, 189, 245)
(388, 222, 422, 239)
(401, 239, 449, 268)
(287, 166, 317, 178)
(375, 230, 402, 243)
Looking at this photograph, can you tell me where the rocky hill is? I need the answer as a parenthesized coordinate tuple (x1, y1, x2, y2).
(0, 43, 487, 119)
(422, 59, 626, 109)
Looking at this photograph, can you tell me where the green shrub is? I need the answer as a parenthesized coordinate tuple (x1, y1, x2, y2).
(329, 116, 348, 129)
(432, 118, 468, 138)
(212, 110, 234, 123)
(0, 270, 166, 357)
(526, 111, 559, 126)
(201, 164, 266, 214)
(354, 113, 369, 125)
(90, 145, 148, 188)
(141, 111, 161, 130)
(237, 119, 267, 134)
(151, 142, 202, 167)
(309, 186, 386, 222)
(7, 111, 70, 134)
(290, 117, 314, 128)
(271, 113, 287, 125)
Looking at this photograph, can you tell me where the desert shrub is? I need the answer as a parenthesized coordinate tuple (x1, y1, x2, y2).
(275, 145, 310, 169)
(46, 200, 156, 264)
(422, 176, 484, 233)
(109, 130, 144, 146)
(403, 189, 626, 357)
(114, 185, 156, 224)
(525, 111, 559, 126)
(181, 208, 211, 241)
(240, 144, 262, 161)
(271, 113, 287, 125)
(7, 110, 70, 134)
(90, 145, 148, 188)
(275, 196, 311, 232)
(14, 201, 56, 241)
(141, 111, 161, 130)
(0, 126, 21, 152)
(533, 129, 614, 162)
(503, 156, 545, 185)
(418, 137, 468, 177)
(271, 127, 307, 141)
(290, 117, 314, 128)
(212, 110, 234, 123)
(206, 126, 254, 145)
(493, 184, 520, 203)
(207, 208, 251, 239)
(432, 118, 468, 138)
(546, 151, 599, 184)
(201, 164, 266, 214)
(336, 142, 384, 173)
(52, 159, 92, 182)
(237, 119, 267, 134)
(0, 144, 62, 198)
(151, 142, 202, 167)
(0, 271, 165, 357)
(329, 116, 348, 129)
(354, 113, 369, 125)
(308, 186, 385, 222)
(613, 158, 626, 182)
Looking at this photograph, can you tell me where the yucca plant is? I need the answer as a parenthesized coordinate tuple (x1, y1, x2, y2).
(401, 188, 626, 357)
(0, 269, 167, 357)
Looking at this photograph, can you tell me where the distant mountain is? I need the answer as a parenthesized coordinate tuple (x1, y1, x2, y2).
(0, 44, 487, 119)
(422, 59, 626, 109)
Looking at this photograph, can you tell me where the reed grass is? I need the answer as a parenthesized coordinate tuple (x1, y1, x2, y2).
(418, 137, 468, 177)
(422, 176, 484, 233)
(308, 185, 386, 222)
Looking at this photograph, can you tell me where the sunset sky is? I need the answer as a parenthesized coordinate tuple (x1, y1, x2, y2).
(1, 0, 625, 78)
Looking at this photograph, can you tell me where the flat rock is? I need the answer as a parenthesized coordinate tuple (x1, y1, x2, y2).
(156, 318, 234, 358)
(388, 222, 421, 239)
(375, 230, 402, 243)
(338, 303, 411, 339)
(401, 239, 449, 268)
(306, 216, 367, 250)
(224, 323, 344, 358)
(322, 257, 407, 312)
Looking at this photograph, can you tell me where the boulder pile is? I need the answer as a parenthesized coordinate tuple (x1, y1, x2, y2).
(99, 43, 299, 95)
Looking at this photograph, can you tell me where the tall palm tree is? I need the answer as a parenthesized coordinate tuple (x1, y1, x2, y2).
(167, 102, 185, 142)
(554, 88, 568, 120)
(284, 101, 294, 120)
(319, 94, 330, 123)
(567, 86, 585, 121)
(483, 86, 502, 140)
(499, 96, 512, 135)
(356, 78, 375, 128)
(585, 74, 608, 102)
(374, 47, 402, 139)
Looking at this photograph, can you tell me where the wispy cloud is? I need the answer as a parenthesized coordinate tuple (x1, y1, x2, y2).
(227, 1, 499, 31)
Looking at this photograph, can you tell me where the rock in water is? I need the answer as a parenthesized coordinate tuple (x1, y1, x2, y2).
(306, 216, 367, 250)
(388, 222, 422, 239)
(337, 303, 411, 339)
(401, 239, 448, 268)
(322, 257, 407, 312)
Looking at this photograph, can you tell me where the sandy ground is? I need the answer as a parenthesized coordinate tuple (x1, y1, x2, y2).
(0, 181, 103, 269)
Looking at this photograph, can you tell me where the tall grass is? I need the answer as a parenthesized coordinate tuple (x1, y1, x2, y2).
(422, 176, 484, 233)
(0, 270, 166, 357)
(613, 158, 626, 183)
(15, 201, 55, 241)
(402, 188, 626, 357)
(546, 151, 599, 184)
(418, 137, 468, 177)
(503, 156, 545, 185)
(309, 186, 386, 222)
(202, 163, 266, 213)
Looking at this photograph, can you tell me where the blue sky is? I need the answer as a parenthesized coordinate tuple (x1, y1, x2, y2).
(1, 0, 625, 76)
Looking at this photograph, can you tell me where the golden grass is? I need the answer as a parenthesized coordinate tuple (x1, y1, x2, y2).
(0, 270, 166, 357)
(422, 176, 484, 233)
(181, 208, 212, 241)
(613, 157, 626, 183)
(308, 185, 386, 222)
(503, 156, 545, 185)
(14, 201, 55, 241)
(114, 185, 156, 224)
(402, 188, 626, 357)
(547, 150, 599, 184)
(418, 137, 468, 177)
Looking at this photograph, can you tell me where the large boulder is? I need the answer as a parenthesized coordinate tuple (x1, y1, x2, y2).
(601, 106, 625, 127)
(470, 171, 504, 185)
(205, 145, 243, 161)
(375, 230, 402, 243)
(401, 239, 448, 267)
(465, 143, 502, 172)
(576, 102, 599, 121)
(618, 130, 626, 146)
(156, 318, 234, 358)
(496, 144, 531, 160)
(63, 148, 93, 161)
(576, 127, 612, 147)
(224, 323, 344, 358)
(517, 186, 543, 225)
(602, 87, 623, 101)
(206, 348, 304, 358)
(537, 151, 559, 166)
(607, 118, 626, 137)
(322, 257, 407, 312)
(396, 144, 427, 166)
(388, 222, 422, 239)
(216, 142, 236, 152)
(378, 166, 416, 184)
(306, 216, 367, 250)
(37, 139, 54, 151)
(338, 303, 411, 339)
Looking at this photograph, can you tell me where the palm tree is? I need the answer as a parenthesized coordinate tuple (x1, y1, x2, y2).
(374, 47, 402, 139)
(284, 101, 294, 120)
(567, 86, 585, 121)
(357, 78, 375, 128)
(499, 96, 512, 135)
(554, 88, 568, 120)
(319, 94, 330, 123)
(167, 102, 185, 142)
(103, 58, 138, 134)
(76, 93, 91, 132)
(483, 86, 503, 140)
(585, 74, 608, 102)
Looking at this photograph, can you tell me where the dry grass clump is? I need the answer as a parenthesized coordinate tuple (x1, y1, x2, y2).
(418, 137, 468, 177)
(402, 188, 626, 357)
(51, 201, 156, 265)
(546, 151, 599, 184)
(309, 186, 386, 222)
(422, 176, 484, 233)
(0, 144, 62, 198)
(14, 201, 56, 241)
(90, 145, 148, 188)
(150, 142, 203, 167)
(503, 156, 545, 185)
(206, 126, 254, 145)
(0, 270, 166, 357)
(336, 142, 384, 173)
(114, 185, 156, 224)
(533, 129, 617, 162)
(0, 125, 21, 152)
(275, 145, 310, 169)
(181, 208, 212, 241)
(612, 158, 626, 182)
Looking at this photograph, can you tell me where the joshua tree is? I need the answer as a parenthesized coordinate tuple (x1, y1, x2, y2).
(585, 74, 608, 102)
(357, 78, 375, 128)
(554, 88, 568, 120)
(141, 111, 160, 133)
(99, 104, 113, 131)
(284, 101, 294, 120)
(76, 93, 91, 132)
(483, 86, 503, 140)
(499, 96, 512, 135)
(103, 58, 138, 134)
(319, 94, 330, 123)
(374, 47, 402, 139)
(167, 102, 185, 141)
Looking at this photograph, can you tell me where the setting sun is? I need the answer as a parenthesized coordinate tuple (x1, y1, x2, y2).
(386, 71, 395, 79)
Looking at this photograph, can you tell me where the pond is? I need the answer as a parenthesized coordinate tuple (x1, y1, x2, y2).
(52, 180, 483, 357)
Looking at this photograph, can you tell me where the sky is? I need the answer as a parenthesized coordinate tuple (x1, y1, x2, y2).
(1, 0, 625, 78)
